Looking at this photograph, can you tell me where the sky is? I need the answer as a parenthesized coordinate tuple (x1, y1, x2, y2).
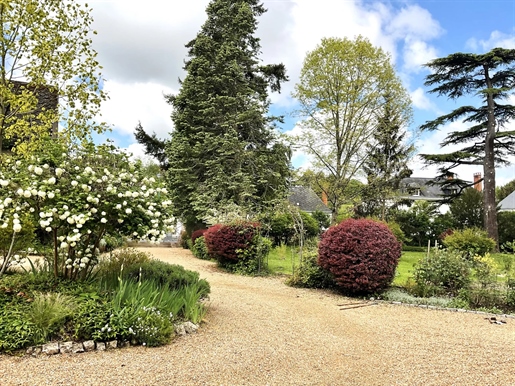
(85, 0, 515, 187)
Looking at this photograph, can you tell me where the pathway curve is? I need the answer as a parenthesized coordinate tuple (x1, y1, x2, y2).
(1, 247, 515, 385)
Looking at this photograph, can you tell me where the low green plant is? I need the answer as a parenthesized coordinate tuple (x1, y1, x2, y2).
(0, 305, 36, 351)
(26, 292, 77, 344)
(412, 248, 471, 297)
(472, 253, 498, 288)
(287, 250, 335, 289)
(191, 236, 209, 260)
(442, 228, 496, 259)
(96, 248, 152, 278)
(380, 288, 452, 308)
(122, 259, 210, 298)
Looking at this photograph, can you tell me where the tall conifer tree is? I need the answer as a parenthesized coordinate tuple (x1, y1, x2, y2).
(360, 94, 414, 220)
(420, 48, 515, 246)
(166, 0, 290, 228)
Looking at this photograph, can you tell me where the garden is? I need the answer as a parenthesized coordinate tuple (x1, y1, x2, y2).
(186, 208, 515, 315)
(0, 141, 209, 353)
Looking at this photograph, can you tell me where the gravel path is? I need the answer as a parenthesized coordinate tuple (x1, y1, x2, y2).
(1, 247, 515, 385)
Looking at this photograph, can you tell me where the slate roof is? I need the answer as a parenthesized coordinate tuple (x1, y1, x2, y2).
(288, 186, 332, 214)
(399, 177, 461, 201)
(499, 190, 515, 211)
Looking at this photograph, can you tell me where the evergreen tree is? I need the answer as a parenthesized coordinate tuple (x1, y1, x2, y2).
(360, 94, 414, 220)
(449, 188, 484, 229)
(166, 0, 290, 229)
(420, 48, 515, 247)
(134, 122, 169, 170)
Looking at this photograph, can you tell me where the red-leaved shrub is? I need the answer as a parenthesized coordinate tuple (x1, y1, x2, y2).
(191, 228, 208, 244)
(318, 218, 401, 294)
(203, 222, 260, 265)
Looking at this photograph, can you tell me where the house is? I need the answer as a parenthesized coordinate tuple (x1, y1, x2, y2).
(499, 190, 515, 212)
(288, 186, 332, 216)
(398, 173, 481, 213)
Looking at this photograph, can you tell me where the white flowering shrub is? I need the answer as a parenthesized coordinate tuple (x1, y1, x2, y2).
(0, 141, 174, 279)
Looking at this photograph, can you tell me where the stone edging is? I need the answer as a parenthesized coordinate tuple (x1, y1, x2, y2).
(24, 321, 199, 357)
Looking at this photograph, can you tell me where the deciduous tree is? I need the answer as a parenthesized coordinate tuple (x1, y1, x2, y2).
(292, 36, 411, 218)
(0, 0, 108, 155)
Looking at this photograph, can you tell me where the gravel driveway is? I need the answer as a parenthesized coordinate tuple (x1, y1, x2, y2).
(1, 247, 514, 386)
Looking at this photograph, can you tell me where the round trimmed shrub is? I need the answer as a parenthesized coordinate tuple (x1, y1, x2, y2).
(204, 222, 260, 265)
(318, 218, 401, 294)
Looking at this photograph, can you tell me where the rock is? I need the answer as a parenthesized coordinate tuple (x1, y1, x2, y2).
(32, 346, 42, 356)
(72, 342, 84, 354)
(174, 323, 186, 336)
(183, 322, 199, 334)
(83, 340, 95, 352)
(106, 340, 118, 350)
(96, 342, 106, 351)
(119, 341, 130, 348)
(26, 346, 34, 356)
(42, 342, 60, 355)
(60, 341, 73, 354)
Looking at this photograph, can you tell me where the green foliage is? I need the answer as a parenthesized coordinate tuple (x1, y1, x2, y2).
(442, 228, 496, 259)
(0, 0, 108, 155)
(497, 179, 515, 202)
(392, 201, 441, 247)
(26, 292, 77, 344)
(292, 36, 412, 219)
(165, 0, 290, 225)
(287, 250, 335, 289)
(360, 94, 415, 220)
(472, 253, 498, 288)
(420, 48, 515, 244)
(0, 214, 36, 275)
(0, 141, 175, 280)
(449, 188, 483, 229)
(0, 305, 36, 351)
(311, 210, 330, 232)
(122, 259, 210, 298)
(191, 236, 209, 260)
(498, 212, 515, 252)
(380, 288, 452, 308)
(96, 248, 152, 280)
(412, 248, 471, 297)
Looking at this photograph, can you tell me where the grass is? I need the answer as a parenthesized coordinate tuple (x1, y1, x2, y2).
(266, 244, 301, 275)
(393, 251, 425, 286)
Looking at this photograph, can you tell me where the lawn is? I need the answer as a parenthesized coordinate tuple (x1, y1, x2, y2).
(266, 244, 299, 275)
(393, 251, 425, 286)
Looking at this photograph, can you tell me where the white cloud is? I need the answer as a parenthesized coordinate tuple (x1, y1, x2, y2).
(466, 30, 515, 51)
(101, 80, 175, 139)
(410, 87, 440, 113)
(403, 39, 439, 73)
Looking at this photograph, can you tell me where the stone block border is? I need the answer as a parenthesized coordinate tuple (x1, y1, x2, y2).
(23, 322, 199, 357)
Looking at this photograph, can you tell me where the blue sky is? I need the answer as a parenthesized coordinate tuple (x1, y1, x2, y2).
(87, 0, 515, 187)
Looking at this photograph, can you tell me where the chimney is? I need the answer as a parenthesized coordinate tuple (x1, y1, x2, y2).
(473, 172, 482, 192)
(321, 190, 328, 206)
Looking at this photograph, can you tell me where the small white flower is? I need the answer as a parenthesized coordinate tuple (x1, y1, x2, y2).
(55, 168, 64, 177)
(71, 180, 78, 187)
(125, 208, 132, 214)
(34, 166, 43, 175)
(23, 190, 31, 198)
(13, 223, 22, 232)
(47, 192, 55, 199)
(47, 177, 56, 184)
(100, 218, 107, 223)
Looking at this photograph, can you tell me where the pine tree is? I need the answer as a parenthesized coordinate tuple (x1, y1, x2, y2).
(360, 94, 414, 220)
(420, 48, 515, 247)
(166, 0, 290, 229)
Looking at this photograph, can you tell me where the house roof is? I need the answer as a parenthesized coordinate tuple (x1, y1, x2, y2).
(499, 190, 515, 211)
(288, 186, 332, 214)
(399, 177, 461, 201)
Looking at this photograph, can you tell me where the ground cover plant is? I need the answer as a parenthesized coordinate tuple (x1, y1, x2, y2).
(0, 248, 209, 352)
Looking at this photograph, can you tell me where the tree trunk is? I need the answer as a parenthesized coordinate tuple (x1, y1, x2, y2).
(483, 65, 499, 250)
